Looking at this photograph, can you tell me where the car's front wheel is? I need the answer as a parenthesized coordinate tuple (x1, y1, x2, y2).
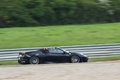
(71, 56, 80, 63)
(29, 57, 40, 64)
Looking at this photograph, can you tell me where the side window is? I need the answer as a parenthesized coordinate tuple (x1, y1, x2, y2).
(49, 48, 64, 54)
(49, 48, 56, 53)
(56, 49, 64, 53)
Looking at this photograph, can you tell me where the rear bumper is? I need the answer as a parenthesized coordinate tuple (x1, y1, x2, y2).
(18, 57, 29, 64)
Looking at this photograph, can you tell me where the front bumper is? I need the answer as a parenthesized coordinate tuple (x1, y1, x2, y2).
(82, 57, 88, 62)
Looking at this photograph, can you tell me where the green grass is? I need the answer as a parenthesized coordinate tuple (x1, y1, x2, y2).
(0, 23, 120, 49)
(0, 61, 18, 65)
(89, 56, 120, 62)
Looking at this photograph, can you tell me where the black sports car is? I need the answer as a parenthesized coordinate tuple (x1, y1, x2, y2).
(18, 47, 88, 64)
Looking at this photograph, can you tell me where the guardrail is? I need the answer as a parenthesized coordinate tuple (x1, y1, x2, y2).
(0, 43, 120, 61)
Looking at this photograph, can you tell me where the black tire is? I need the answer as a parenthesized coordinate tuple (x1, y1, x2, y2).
(18, 60, 23, 64)
(71, 56, 80, 63)
(29, 57, 40, 64)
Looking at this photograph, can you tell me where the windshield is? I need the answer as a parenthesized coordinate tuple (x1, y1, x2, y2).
(62, 49, 70, 53)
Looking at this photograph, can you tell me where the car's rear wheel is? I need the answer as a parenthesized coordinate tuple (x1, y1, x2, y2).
(29, 57, 39, 64)
(71, 56, 80, 63)
(18, 60, 23, 64)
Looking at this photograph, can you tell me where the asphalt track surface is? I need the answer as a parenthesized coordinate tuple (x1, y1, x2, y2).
(0, 61, 120, 80)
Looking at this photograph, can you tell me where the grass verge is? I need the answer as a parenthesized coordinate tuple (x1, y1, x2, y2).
(0, 61, 18, 65)
(89, 56, 120, 62)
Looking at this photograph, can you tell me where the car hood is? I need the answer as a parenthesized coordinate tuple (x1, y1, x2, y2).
(70, 52, 87, 57)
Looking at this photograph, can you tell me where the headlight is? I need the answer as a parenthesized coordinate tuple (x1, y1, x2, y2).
(79, 53, 87, 57)
(80, 53, 83, 55)
(84, 55, 87, 57)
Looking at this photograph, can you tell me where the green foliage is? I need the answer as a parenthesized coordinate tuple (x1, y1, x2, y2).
(0, 0, 38, 27)
(110, 0, 120, 22)
(0, 0, 120, 27)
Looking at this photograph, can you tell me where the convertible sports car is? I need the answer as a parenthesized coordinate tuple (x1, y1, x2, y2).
(18, 47, 88, 64)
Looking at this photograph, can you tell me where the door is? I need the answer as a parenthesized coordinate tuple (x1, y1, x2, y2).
(48, 48, 69, 62)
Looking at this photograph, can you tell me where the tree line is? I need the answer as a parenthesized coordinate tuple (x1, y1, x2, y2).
(0, 0, 120, 27)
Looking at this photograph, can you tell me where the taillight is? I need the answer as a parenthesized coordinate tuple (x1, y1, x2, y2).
(22, 52, 26, 55)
